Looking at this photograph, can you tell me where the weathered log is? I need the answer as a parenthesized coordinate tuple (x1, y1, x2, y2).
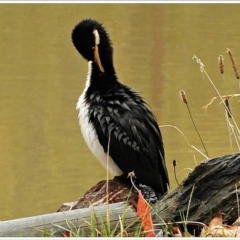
(59, 153, 240, 227)
(154, 152, 240, 225)
(0, 202, 138, 237)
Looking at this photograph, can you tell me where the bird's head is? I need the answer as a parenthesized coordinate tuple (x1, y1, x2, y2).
(71, 19, 113, 73)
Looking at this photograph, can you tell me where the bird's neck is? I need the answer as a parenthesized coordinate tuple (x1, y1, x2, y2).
(87, 61, 118, 89)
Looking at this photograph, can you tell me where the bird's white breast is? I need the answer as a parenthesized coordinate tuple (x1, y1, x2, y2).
(76, 61, 123, 176)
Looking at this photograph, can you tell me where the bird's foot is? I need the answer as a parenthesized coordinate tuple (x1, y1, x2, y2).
(113, 175, 158, 204)
(136, 183, 158, 204)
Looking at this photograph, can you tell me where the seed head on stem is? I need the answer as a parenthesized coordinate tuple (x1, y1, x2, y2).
(179, 90, 209, 158)
(218, 55, 224, 74)
(179, 90, 188, 104)
(227, 48, 239, 79)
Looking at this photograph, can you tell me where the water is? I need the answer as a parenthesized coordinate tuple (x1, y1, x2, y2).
(0, 3, 240, 220)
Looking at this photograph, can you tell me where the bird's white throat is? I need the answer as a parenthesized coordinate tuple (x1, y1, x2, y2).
(76, 61, 123, 176)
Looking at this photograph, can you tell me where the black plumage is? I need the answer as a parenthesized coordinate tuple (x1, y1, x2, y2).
(72, 19, 169, 197)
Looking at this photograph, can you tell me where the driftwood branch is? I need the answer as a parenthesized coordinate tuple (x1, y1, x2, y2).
(0, 202, 138, 237)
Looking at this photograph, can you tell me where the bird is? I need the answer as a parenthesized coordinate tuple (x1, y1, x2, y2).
(71, 19, 169, 198)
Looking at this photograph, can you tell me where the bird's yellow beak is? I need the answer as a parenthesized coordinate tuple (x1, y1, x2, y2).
(94, 45, 104, 72)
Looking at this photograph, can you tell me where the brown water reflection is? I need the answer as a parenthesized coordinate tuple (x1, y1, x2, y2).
(0, 4, 240, 220)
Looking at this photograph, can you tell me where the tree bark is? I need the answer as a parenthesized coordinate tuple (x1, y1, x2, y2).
(154, 153, 240, 225)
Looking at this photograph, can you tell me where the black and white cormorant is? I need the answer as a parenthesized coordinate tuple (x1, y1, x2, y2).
(71, 19, 169, 198)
